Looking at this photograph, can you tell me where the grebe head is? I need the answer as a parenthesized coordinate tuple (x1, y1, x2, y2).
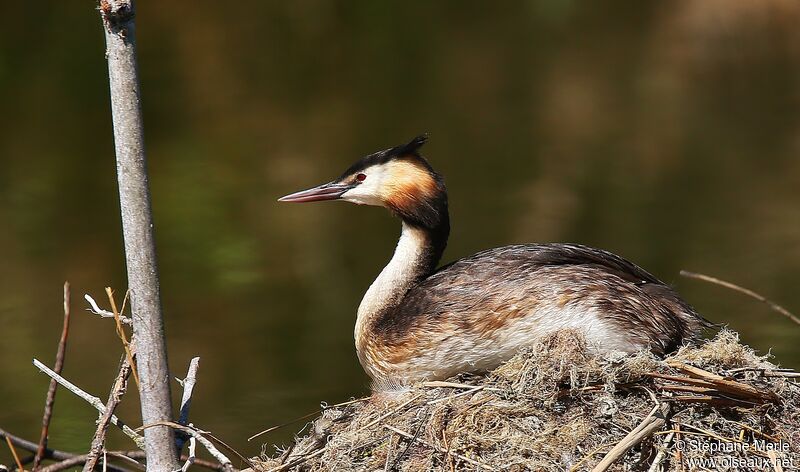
(278, 135, 448, 230)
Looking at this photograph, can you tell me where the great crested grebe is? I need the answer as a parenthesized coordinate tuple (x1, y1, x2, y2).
(279, 136, 710, 389)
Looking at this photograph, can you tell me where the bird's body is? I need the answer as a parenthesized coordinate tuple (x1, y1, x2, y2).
(280, 136, 710, 389)
(357, 239, 703, 387)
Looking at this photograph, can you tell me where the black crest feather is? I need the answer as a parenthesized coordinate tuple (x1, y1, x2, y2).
(340, 134, 430, 179)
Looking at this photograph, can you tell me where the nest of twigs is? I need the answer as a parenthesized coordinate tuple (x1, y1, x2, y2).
(252, 329, 799, 471)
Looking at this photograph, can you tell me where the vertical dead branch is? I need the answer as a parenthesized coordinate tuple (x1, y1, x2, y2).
(97, 0, 178, 469)
(33, 282, 72, 471)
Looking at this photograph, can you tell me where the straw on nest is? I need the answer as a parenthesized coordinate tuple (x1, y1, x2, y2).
(252, 329, 799, 471)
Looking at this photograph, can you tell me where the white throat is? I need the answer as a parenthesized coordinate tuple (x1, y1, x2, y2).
(355, 223, 429, 342)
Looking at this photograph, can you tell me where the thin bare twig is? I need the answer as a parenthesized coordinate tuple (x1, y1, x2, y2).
(568, 443, 615, 472)
(31, 359, 145, 449)
(83, 356, 134, 471)
(85, 294, 132, 325)
(33, 281, 72, 471)
(442, 428, 455, 472)
(5, 435, 24, 471)
(680, 270, 800, 326)
(247, 412, 323, 443)
(40, 455, 116, 472)
(106, 287, 139, 388)
(389, 409, 428, 471)
(177, 436, 196, 472)
(107, 452, 143, 470)
(196, 430, 253, 470)
(647, 430, 674, 472)
(37, 451, 143, 472)
(247, 397, 368, 442)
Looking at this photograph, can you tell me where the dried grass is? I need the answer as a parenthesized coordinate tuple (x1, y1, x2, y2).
(252, 329, 799, 471)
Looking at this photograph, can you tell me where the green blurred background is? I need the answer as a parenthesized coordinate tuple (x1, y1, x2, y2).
(1, 0, 799, 467)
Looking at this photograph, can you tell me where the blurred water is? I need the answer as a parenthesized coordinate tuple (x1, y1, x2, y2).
(1, 0, 799, 466)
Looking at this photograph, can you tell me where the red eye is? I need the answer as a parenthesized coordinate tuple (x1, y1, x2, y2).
(356, 173, 367, 182)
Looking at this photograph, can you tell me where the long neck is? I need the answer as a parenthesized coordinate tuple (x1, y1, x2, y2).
(355, 216, 449, 346)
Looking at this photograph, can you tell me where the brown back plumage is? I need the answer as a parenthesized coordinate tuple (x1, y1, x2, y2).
(373, 243, 711, 357)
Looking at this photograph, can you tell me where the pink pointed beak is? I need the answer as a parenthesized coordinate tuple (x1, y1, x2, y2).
(278, 181, 354, 203)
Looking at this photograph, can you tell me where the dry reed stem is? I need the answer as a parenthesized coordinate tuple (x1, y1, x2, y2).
(666, 360, 781, 403)
(264, 448, 325, 472)
(591, 402, 670, 472)
(568, 443, 614, 472)
(422, 380, 502, 392)
(384, 433, 395, 471)
(106, 287, 139, 388)
(5, 435, 25, 471)
(729, 421, 780, 442)
(427, 386, 483, 405)
(359, 394, 423, 431)
(646, 430, 674, 472)
(675, 422, 683, 472)
(384, 425, 498, 471)
(119, 289, 130, 322)
(441, 429, 454, 472)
